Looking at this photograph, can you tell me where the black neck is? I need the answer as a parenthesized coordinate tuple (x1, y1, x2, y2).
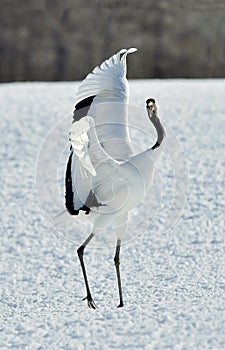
(147, 109, 165, 150)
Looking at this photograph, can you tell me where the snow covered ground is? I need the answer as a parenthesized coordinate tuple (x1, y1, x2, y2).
(0, 79, 225, 349)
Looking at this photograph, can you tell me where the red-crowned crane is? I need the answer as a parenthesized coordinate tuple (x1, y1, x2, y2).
(65, 48, 165, 308)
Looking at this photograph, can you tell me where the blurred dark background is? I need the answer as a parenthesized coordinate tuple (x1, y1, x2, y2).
(0, 0, 225, 82)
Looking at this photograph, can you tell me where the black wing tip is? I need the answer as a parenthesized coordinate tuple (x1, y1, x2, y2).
(74, 95, 96, 111)
(65, 153, 91, 216)
(73, 95, 96, 122)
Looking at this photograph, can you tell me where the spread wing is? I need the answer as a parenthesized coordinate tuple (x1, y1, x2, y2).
(75, 48, 137, 106)
(65, 48, 138, 215)
(73, 48, 137, 161)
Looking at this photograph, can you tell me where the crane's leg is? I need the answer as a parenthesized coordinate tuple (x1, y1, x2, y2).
(114, 238, 124, 307)
(77, 233, 96, 309)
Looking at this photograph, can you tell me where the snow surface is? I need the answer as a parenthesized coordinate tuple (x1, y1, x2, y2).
(0, 80, 225, 349)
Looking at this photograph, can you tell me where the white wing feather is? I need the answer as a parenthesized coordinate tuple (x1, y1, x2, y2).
(75, 48, 137, 105)
(69, 118, 96, 177)
(69, 117, 112, 177)
(74, 48, 137, 161)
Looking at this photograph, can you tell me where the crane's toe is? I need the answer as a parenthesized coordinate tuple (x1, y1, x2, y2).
(88, 300, 97, 309)
(82, 295, 96, 309)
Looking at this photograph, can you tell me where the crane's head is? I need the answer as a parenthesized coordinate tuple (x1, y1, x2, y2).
(146, 98, 157, 117)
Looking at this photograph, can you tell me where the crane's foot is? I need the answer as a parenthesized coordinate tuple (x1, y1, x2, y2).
(82, 295, 96, 309)
(117, 302, 124, 308)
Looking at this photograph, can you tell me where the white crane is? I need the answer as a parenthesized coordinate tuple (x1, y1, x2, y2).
(65, 48, 165, 309)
